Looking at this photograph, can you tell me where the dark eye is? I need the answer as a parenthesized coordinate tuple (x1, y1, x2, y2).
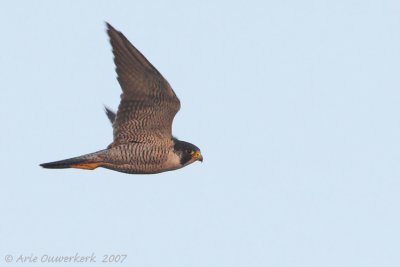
(186, 149, 193, 154)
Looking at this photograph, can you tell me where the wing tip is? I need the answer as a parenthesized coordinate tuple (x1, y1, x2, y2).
(105, 22, 120, 36)
(105, 21, 113, 30)
(104, 105, 116, 124)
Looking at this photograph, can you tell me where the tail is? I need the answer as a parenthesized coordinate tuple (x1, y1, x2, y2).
(40, 150, 107, 170)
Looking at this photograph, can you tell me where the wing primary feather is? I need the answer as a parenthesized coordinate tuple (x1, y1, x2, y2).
(106, 22, 161, 76)
(104, 106, 116, 124)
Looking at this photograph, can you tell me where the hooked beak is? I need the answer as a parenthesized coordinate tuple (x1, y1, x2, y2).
(193, 150, 203, 163)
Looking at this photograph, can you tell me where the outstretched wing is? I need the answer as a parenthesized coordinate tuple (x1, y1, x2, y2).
(106, 23, 180, 146)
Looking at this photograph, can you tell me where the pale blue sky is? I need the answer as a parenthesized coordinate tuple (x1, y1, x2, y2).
(1, 0, 400, 266)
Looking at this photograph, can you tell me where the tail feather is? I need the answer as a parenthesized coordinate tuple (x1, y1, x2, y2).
(40, 150, 106, 170)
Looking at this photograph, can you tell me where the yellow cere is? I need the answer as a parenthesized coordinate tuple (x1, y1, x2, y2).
(192, 151, 201, 159)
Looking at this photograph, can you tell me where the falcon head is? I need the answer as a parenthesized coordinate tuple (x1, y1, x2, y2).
(173, 139, 203, 166)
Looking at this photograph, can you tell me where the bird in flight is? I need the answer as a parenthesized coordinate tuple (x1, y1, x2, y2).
(40, 23, 203, 174)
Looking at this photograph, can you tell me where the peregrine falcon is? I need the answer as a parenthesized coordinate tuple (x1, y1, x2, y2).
(40, 23, 203, 174)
